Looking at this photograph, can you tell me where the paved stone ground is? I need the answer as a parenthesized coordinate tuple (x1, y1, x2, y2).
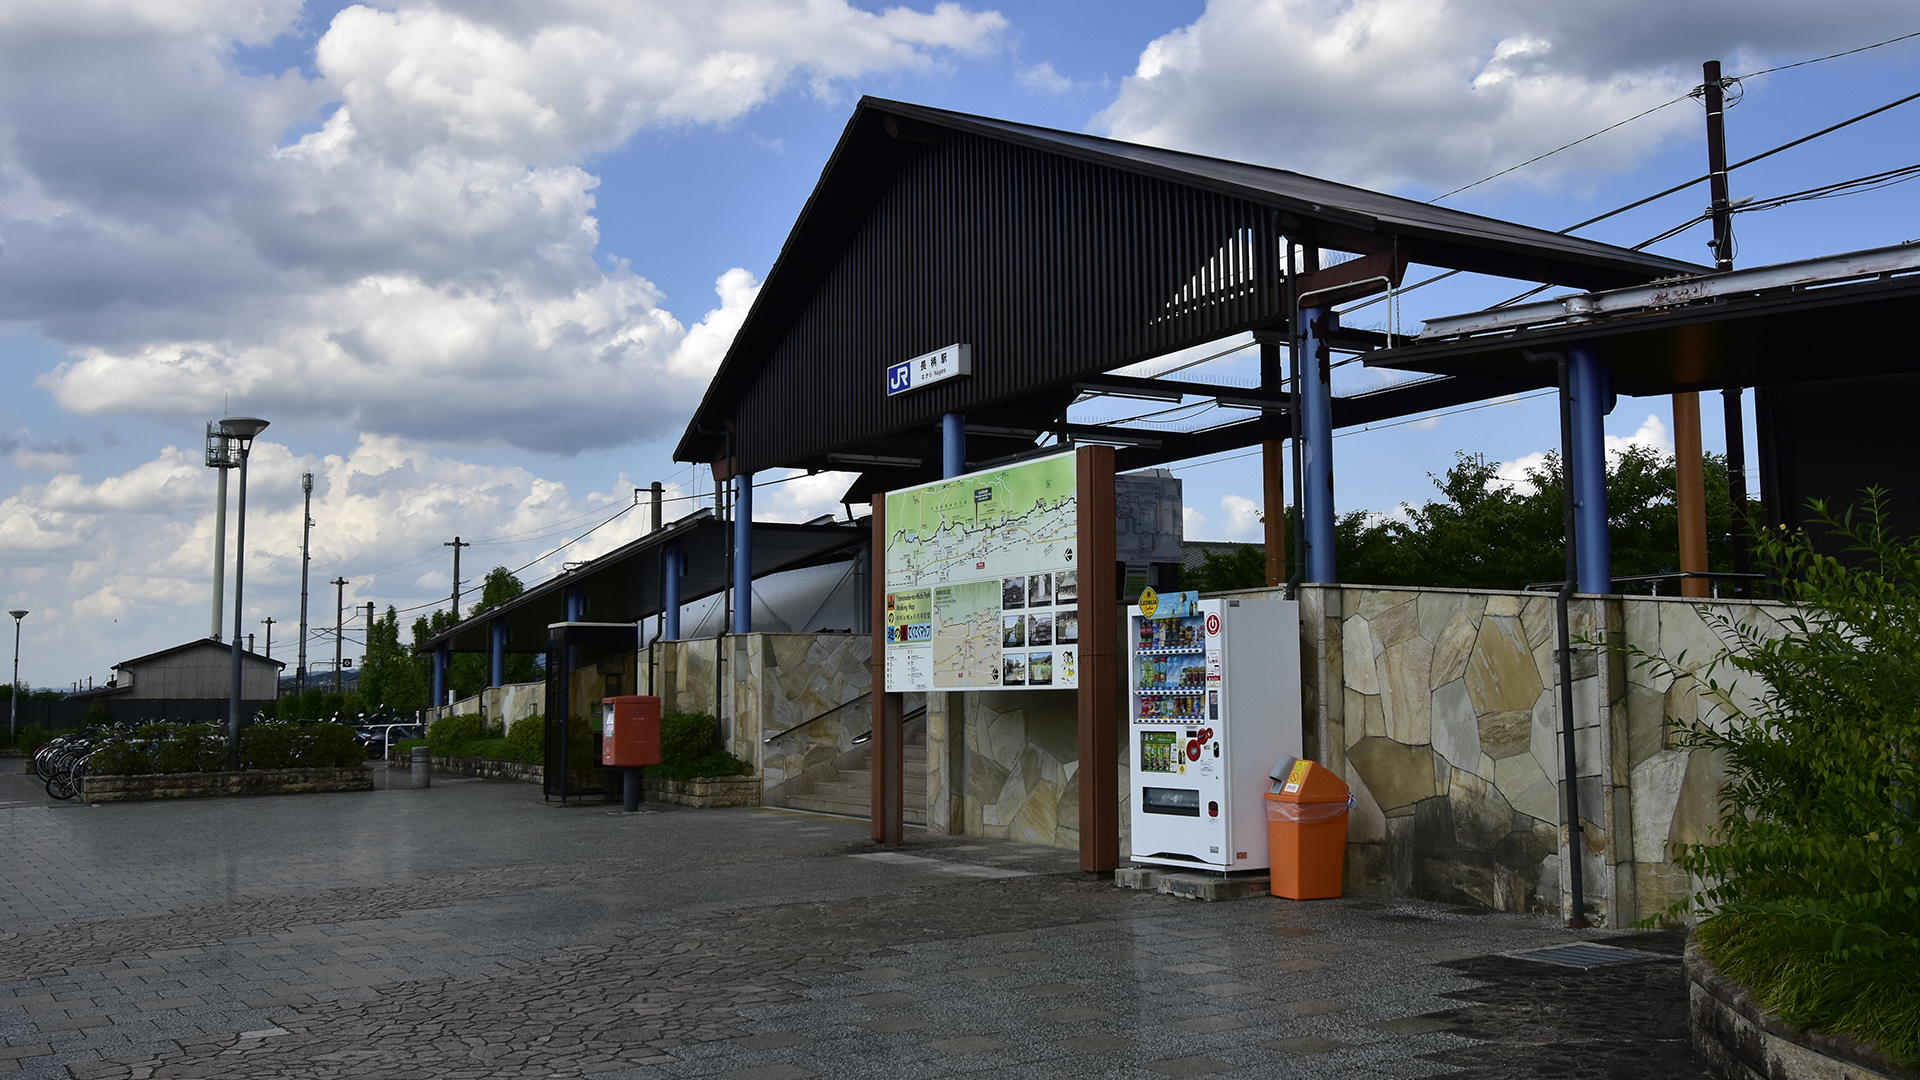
(0, 766, 1701, 1078)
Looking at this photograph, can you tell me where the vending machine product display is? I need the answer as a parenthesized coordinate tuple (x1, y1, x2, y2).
(1128, 592, 1301, 872)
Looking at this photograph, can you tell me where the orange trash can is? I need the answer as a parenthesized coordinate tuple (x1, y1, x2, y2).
(1266, 759, 1352, 900)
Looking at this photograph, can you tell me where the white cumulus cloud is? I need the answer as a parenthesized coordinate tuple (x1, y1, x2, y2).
(1097, 0, 1918, 193)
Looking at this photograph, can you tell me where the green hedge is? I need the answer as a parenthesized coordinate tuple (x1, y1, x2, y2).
(652, 711, 749, 781)
(88, 721, 363, 775)
(402, 709, 749, 779)
(417, 713, 556, 766)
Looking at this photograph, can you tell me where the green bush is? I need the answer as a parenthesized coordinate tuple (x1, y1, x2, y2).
(649, 750, 751, 781)
(7, 725, 52, 752)
(659, 711, 719, 763)
(1630, 493, 1919, 1062)
(87, 720, 361, 774)
(651, 711, 747, 778)
(502, 715, 545, 764)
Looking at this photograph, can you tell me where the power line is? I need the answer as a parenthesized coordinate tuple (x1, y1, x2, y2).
(1433, 30, 1920, 207)
(1433, 93, 1693, 203)
(1344, 85, 1920, 318)
(1732, 29, 1920, 80)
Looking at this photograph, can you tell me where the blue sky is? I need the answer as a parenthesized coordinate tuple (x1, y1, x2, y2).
(1, 0, 1916, 687)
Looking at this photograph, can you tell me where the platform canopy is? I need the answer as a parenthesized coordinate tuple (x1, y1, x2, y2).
(674, 96, 1703, 492)
(416, 510, 867, 656)
(1362, 243, 1920, 395)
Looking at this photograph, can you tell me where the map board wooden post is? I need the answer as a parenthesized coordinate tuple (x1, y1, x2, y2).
(870, 495, 902, 845)
(1076, 445, 1119, 873)
(873, 447, 1118, 870)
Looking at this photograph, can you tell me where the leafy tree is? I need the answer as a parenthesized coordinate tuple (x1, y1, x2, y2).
(1188, 447, 1738, 593)
(407, 566, 544, 706)
(360, 606, 429, 713)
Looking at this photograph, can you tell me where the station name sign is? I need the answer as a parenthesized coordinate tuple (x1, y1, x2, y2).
(886, 343, 971, 397)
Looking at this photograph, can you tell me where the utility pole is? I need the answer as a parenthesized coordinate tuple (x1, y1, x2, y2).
(261, 617, 274, 661)
(1703, 59, 1752, 592)
(445, 537, 470, 620)
(298, 473, 313, 693)
(331, 577, 348, 694)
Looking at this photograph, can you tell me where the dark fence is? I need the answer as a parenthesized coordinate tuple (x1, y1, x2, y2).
(6, 698, 270, 733)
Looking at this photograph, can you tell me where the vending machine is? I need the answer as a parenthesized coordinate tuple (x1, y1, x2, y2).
(1128, 592, 1301, 872)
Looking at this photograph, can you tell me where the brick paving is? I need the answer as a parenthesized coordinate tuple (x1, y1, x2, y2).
(0, 768, 1701, 1078)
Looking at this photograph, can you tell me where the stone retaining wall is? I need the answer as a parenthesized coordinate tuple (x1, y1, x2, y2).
(642, 774, 761, 808)
(81, 767, 372, 803)
(1292, 583, 1779, 926)
(1687, 940, 1916, 1080)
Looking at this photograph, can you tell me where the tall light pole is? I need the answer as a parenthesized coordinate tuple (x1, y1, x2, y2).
(206, 424, 236, 639)
(8, 610, 26, 743)
(220, 417, 269, 771)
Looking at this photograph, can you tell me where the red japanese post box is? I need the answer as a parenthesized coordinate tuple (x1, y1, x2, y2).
(601, 695, 662, 767)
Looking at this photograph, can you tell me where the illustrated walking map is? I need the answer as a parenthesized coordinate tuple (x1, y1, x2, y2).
(884, 452, 1079, 691)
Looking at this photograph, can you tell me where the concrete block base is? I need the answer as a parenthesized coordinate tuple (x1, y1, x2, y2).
(1116, 865, 1274, 902)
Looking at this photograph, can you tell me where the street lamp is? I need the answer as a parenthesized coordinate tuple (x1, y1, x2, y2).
(8, 610, 25, 744)
(220, 417, 269, 770)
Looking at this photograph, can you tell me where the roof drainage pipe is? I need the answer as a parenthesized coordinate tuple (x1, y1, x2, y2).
(1553, 353, 1592, 930)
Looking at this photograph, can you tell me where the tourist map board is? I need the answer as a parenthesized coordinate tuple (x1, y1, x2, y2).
(883, 452, 1078, 691)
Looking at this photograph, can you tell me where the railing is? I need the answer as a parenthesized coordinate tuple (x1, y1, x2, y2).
(853, 705, 927, 746)
(1524, 571, 1765, 598)
(763, 691, 872, 745)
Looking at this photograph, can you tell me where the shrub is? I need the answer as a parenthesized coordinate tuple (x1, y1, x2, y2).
(502, 715, 544, 764)
(8, 726, 52, 753)
(652, 710, 747, 779)
(88, 720, 362, 774)
(660, 711, 719, 763)
(81, 700, 113, 727)
(1630, 492, 1919, 1062)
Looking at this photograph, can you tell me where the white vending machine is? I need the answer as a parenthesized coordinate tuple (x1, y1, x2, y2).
(1128, 592, 1301, 872)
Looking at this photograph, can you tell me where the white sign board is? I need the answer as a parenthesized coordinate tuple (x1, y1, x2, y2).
(886, 343, 972, 397)
(883, 452, 1078, 692)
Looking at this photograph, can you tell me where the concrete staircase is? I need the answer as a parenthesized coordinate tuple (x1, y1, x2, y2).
(783, 726, 926, 825)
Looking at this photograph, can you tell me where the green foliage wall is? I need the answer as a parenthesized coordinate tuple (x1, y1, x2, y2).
(1183, 447, 1736, 593)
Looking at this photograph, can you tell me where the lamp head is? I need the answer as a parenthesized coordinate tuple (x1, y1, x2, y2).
(218, 416, 270, 451)
(7, 610, 25, 621)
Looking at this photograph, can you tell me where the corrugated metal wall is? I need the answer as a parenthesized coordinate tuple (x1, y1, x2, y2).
(733, 133, 1286, 473)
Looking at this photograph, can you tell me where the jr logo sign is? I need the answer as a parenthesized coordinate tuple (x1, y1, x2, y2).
(887, 361, 912, 395)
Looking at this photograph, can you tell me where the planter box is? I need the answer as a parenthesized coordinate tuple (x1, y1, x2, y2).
(1687, 939, 1917, 1080)
(82, 767, 373, 804)
(641, 774, 760, 808)
(392, 753, 545, 785)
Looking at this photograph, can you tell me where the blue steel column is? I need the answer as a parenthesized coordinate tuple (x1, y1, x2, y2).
(663, 545, 682, 640)
(942, 413, 966, 478)
(432, 645, 447, 706)
(1300, 306, 1338, 583)
(489, 619, 506, 687)
(1569, 347, 1613, 593)
(732, 473, 753, 634)
(565, 586, 584, 622)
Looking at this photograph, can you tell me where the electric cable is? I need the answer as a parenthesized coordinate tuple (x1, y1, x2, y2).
(1343, 85, 1920, 318)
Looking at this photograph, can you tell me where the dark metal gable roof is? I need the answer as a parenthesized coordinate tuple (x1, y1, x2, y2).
(676, 97, 1704, 474)
(115, 639, 284, 670)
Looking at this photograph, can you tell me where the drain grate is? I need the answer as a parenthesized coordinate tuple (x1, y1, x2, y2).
(1512, 942, 1664, 968)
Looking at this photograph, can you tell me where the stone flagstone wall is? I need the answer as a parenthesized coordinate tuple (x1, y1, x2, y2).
(1292, 584, 1778, 927)
(927, 690, 1084, 849)
(644, 633, 870, 805)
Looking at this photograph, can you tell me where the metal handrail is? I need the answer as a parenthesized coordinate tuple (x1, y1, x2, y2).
(1524, 570, 1765, 597)
(764, 691, 872, 745)
(852, 705, 927, 746)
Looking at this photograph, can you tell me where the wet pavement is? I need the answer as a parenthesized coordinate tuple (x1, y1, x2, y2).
(0, 765, 1700, 1078)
